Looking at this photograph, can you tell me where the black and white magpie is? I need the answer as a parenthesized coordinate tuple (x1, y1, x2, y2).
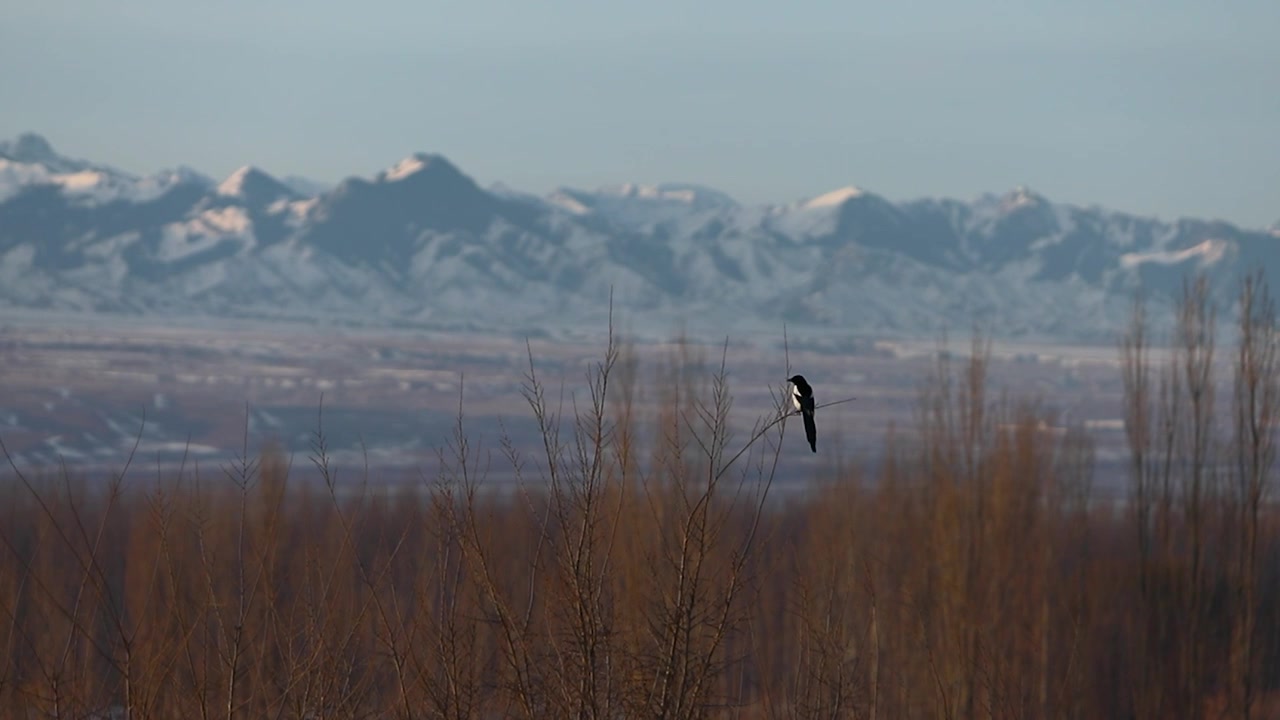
(787, 374, 817, 452)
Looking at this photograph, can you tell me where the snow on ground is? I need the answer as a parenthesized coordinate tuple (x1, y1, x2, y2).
(44, 435, 86, 459)
(137, 441, 221, 456)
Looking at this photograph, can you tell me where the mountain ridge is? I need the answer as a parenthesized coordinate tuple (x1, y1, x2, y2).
(1, 132, 1274, 344)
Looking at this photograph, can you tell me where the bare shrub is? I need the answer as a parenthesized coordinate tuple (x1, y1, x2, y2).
(2, 278, 1280, 718)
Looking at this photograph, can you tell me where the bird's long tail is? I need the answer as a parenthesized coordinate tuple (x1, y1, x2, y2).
(802, 410, 817, 453)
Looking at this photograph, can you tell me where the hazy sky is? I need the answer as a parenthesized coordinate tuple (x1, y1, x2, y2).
(3, 1, 1277, 226)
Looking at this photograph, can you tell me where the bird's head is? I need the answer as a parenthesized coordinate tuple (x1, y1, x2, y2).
(787, 375, 806, 385)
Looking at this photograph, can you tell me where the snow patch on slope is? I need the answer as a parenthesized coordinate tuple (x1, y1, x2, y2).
(803, 186, 864, 209)
(83, 232, 141, 260)
(598, 183, 734, 207)
(385, 156, 427, 182)
(1001, 186, 1045, 213)
(546, 190, 592, 215)
(1119, 239, 1227, 269)
(771, 203, 839, 239)
(0, 158, 189, 204)
(269, 198, 318, 227)
(216, 166, 255, 196)
(547, 183, 738, 230)
(157, 208, 254, 262)
(199, 207, 252, 235)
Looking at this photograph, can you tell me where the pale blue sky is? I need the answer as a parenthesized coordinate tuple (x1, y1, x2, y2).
(3, 1, 1277, 226)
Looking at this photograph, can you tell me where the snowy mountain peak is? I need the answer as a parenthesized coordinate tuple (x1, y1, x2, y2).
(385, 156, 428, 182)
(0, 133, 57, 163)
(803, 186, 866, 209)
(1001, 185, 1047, 213)
(162, 165, 213, 186)
(542, 183, 738, 229)
(0, 132, 99, 176)
(382, 153, 461, 183)
(216, 166, 259, 196)
(215, 165, 296, 203)
(599, 183, 667, 200)
(1, 134, 1278, 344)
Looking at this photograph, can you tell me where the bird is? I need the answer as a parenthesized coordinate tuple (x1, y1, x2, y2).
(787, 374, 817, 452)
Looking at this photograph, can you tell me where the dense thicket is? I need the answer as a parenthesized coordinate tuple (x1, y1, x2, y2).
(2, 276, 1279, 719)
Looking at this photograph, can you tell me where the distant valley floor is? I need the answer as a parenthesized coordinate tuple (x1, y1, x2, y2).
(0, 313, 1136, 495)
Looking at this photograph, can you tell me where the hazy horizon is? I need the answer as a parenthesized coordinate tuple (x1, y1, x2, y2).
(3, 1, 1277, 227)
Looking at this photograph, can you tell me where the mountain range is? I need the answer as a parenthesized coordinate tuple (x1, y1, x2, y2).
(2, 132, 1277, 344)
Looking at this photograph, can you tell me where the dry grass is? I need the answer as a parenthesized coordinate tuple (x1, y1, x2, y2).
(2, 277, 1280, 719)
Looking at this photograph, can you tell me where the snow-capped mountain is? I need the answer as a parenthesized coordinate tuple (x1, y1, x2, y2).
(0, 133, 211, 207)
(547, 182, 740, 230)
(1, 132, 1275, 343)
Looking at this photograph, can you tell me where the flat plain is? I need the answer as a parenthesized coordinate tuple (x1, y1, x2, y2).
(0, 314, 1137, 493)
